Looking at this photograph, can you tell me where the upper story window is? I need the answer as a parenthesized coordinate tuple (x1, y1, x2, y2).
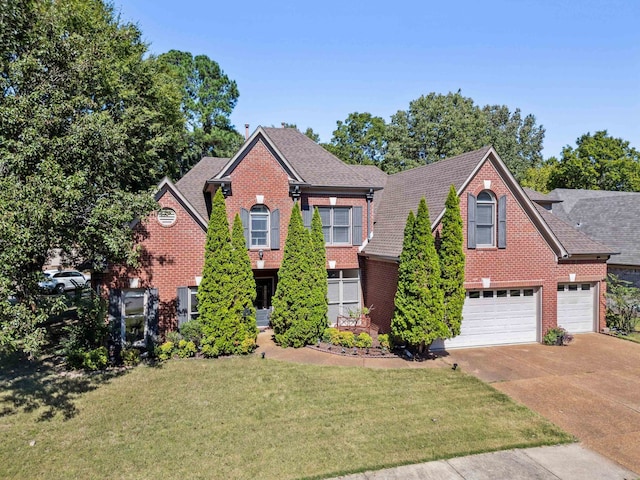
(318, 207, 351, 245)
(476, 191, 496, 246)
(250, 205, 269, 248)
(240, 206, 280, 250)
(467, 191, 506, 249)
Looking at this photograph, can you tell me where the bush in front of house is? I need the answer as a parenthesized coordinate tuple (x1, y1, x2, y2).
(391, 198, 447, 355)
(272, 205, 327, 347)
(121, 348, 141, 366)
(377, 334, 391, 350)
(439, 186, 466, 338)
(355, 332, 373, 348)
(197, 189, 258, 357)
(543, 327, 573, 346)
(60, 295, 110, 370)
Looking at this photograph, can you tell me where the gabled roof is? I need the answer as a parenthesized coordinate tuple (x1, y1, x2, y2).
(215, 127, 377, 189)
(364, 147, 492, 258)
(549, 189, 639, 265)
(175, 157, 228, 220)
(155, 177, 208, 231)
(364, 147, 570, 260)
(534, 204, 615, 257)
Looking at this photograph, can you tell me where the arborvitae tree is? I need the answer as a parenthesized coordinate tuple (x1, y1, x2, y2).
(439, 186, 466, 337)
(309, 207, 329, 336)
(231, 213, 258, 343)
(197, 189, 255, 356)
(270, 204, 319, 347)
(391, 198, 447, 354)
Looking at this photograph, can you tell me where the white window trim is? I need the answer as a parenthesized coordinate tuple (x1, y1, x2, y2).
(188, 287, 199, 321)
(319, 206, 352, 245)
(476, 191, 496, 247)
(250, 205, 270, 249)
(121, 288, 147, 348)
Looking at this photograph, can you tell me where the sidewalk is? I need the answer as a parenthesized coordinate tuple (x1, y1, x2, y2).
(330, 444, 637, 480)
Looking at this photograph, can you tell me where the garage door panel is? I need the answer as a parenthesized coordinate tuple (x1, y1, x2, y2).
(557, 284, 595, 333)
(442, 288, 538, 349)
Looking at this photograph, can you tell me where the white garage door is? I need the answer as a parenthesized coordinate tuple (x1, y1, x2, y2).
(441, 288, 539, 349)
(557, 283, 595, 333)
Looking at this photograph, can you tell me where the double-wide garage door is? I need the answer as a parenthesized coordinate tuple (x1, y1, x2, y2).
(442, 288, 539, 349)
(557, 283, 596, 333)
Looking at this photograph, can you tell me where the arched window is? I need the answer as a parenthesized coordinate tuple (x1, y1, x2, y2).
(476, 190, 496, 246)
(250, 205, 269, 247)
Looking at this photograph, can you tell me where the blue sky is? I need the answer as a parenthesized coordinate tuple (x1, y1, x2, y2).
(116, 0, 638, 159)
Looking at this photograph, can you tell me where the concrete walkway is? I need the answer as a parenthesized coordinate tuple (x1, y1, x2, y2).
(255, 331, 640, 479)
(330, 444, 637, 480)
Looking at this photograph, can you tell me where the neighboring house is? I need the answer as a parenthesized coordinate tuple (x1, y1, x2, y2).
(539, 189, 640, 288)
(103, 127, 613, 350)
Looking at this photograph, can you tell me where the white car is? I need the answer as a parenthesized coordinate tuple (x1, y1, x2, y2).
(39, 269, 90, 294)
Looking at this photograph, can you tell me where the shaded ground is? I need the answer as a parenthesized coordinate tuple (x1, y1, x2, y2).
(442, 333, 640, 475)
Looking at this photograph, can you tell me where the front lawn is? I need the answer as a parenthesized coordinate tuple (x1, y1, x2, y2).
(0, 356, 571, 480)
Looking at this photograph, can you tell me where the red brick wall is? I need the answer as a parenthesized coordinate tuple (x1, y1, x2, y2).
(362, 258, 398, 333)
(363, 157, 608, 339)
(104, 189, 206, 333)
(105, 138, 371, 335)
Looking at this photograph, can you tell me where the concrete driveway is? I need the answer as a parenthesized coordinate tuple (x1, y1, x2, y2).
(444, 334, 640, 475)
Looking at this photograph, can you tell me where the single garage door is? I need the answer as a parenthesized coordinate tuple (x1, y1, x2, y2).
(557, 283, 595, 333)
(441, 288, 539, 349)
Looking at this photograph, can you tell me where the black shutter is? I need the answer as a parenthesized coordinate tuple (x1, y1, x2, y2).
(270, 209, 280, 250)
(497, 195, 507, 249)
(240, 208, 250, 248)
(467, 193, 476, 249)
(108, 289, 122, 357)
(177, 287, 189, 327)
(352, 206, 363, 246)
(146, 288, 159, 347)
(302, 204, 312, 230)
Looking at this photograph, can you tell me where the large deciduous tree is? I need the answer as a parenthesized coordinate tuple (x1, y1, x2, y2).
(384, 91, 545, 179)
(158, 50, 243, 174)
(391, 198, 446, 354)
(0, 0, 183, 355)
(438, 186, 465, 338)
(324, 112, 387, 165)
(198, 189, 256, 356)
(548, 131, 640, 192)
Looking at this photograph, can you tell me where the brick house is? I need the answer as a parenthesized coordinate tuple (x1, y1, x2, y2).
(103, 127, 612, 349)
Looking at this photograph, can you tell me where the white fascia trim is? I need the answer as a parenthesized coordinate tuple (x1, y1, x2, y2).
(214, 126, 305, 183)
(155, 177, 208, 231)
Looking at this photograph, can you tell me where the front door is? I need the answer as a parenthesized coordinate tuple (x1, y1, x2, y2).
(255, 278, 273, 328)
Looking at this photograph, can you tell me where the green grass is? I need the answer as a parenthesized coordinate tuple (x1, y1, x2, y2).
(0, 356, 572, 480)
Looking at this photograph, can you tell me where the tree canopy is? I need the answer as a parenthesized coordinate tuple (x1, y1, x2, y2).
(0, 0, 184, 355)
(547, 131, 640, 191)
(157, 50, 243, 174)
(324, 112, 387, 165)
(384, 91, 545, 177)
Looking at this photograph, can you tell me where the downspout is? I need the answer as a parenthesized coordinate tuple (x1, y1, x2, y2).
(366, 188, 374, 239)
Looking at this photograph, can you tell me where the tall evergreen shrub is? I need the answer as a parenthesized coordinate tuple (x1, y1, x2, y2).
(197, 189, 256, 356)
(309, 207, 329, 336)
(391, 198, 447, 353)
(231, 213, 258, 341)
(271, 204, 325, 347)
(439, 185, 466, 337)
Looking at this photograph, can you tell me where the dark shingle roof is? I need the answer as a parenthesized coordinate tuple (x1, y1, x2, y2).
(365, 147, 491, 258)
(534, 205, 615, 256)
(175, 157, 228, 220)
(549, 189, 639, 265)
(261, 127, 374, 188)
